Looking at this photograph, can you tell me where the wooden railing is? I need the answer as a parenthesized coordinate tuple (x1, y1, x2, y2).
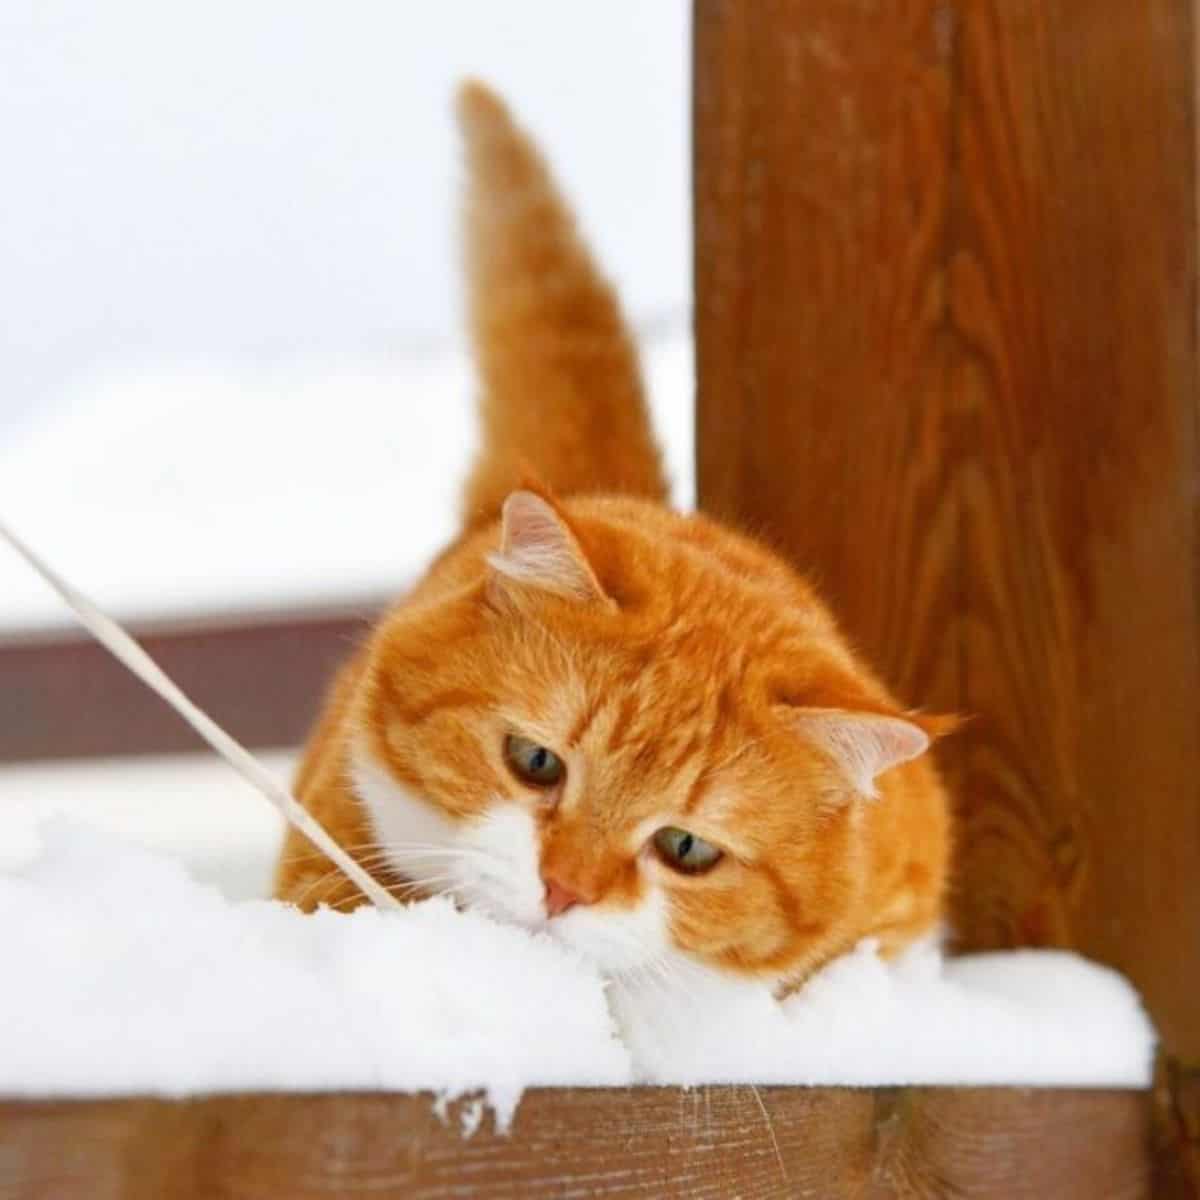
(0, 1088, 1154, 1198)
(0, 606, 380, 762)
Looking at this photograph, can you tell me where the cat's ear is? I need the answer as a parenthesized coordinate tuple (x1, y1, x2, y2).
(487, 490, 610, 604)
(791, 708, 930, 799)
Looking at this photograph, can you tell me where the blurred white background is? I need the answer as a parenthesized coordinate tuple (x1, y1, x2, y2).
(1, 2, 690, 437)
(0, 2, 694, 630)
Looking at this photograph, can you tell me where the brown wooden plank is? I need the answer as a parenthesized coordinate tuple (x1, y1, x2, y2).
(948, 0, 1200, 1052)
(948, 2, 1200, 1178)
(694, 0, 959, 710)
(1153, 1058, 1200, 1199)
(872, 1087, 1149, 1199)
(0, 1087, 1150, 1199)
(694, 0, 1198, 1187)
(0, 608, 381, 762)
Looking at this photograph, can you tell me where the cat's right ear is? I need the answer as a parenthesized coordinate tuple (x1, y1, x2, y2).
(486, 490, 611, 604)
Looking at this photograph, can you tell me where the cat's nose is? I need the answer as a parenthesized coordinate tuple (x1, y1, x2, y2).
(542, 875, 580, 918)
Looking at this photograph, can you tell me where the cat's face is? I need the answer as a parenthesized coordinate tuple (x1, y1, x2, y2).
(352, 492, 929, 983)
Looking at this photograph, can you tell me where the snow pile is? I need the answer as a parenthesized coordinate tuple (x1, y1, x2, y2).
(0, 824, 629, 1125)
(0, 753, 289, 901)
(0, 824, 1155, 1123)
(614, 940, 1153, 1088)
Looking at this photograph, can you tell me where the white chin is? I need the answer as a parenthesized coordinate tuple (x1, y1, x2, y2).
(351, 749, 543, 920)
(352, 747, 670, 972)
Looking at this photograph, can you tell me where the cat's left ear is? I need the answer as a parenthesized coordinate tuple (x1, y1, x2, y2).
(791, 708, 930, 799)
(487, 490, 611, 604)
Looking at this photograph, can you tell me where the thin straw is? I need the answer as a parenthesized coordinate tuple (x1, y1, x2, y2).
(0, 518, 401, 912)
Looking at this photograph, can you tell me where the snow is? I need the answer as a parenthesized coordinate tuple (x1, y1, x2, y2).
(0, 327, 693, 633)
(0, 820, 1155, 1123)
(0, 752, 289, 900)
(614, 938, 1153, 1089)
(0, 824, 629, 1128)
(0, 2, 689, 435)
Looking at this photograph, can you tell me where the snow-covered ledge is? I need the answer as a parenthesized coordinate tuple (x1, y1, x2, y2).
(0, 825, 1156, 1198)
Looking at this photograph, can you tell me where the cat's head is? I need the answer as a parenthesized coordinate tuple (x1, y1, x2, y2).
(351, 489, 938, 984)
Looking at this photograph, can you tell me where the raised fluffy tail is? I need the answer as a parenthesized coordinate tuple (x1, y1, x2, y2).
(455, 81, 667, 526)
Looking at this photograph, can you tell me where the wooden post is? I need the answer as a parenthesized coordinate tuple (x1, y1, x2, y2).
(695, 0, 1200, 1190)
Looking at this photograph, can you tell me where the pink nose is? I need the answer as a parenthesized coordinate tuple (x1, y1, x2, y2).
(543, 877, 580, 918)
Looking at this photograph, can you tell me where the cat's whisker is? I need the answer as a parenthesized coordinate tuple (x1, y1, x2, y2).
(347, 850, 407, 868)
(289, 866, 354, 910)
(390, 873, 461, 897)
(286, 854, 468, 910)
(337, 837, 501, 864)
(640, 957, 681, 1002)
(355, 842, 502, 867)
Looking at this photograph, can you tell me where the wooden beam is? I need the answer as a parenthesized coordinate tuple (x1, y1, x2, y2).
(0, 607, 381, 762)
(694, 0, 1200, 1186)
(0, 1088, 1151, 1198)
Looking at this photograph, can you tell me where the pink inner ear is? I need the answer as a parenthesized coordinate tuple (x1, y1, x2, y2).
(794, 709, 930, 799)
(487, 490, 608, 602)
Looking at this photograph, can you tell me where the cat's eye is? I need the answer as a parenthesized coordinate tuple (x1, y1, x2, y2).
(504, 734, 565, 789)
(652, 826, 723, 875)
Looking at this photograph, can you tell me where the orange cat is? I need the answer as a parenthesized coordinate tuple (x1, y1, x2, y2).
(274, 82, 952, 990)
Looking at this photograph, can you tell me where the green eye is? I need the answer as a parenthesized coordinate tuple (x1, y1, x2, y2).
(652, 826, 723, 875)
(504, 735, 565, 788)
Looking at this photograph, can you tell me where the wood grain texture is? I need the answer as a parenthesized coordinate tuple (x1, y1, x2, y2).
(871, 1086, 1150, 1199)
(0, 607, 381, 762)
(948, 0, 1200, 1058)
(0, 1087, 1150, 1200)
(695, 0, 1198, 1186)
(695, 0, 959, 711)
(1153, 1057, 1200, 1198)
(693, 0, 1200, 1067)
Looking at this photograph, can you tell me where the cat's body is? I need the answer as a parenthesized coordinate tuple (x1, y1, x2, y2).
(274, 83, 951, 991)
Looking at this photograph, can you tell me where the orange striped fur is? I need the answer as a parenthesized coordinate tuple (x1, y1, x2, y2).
(273, 82, 952, 989)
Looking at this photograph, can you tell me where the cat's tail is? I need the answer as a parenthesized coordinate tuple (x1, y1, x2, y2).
(455, 81, 668, 526)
